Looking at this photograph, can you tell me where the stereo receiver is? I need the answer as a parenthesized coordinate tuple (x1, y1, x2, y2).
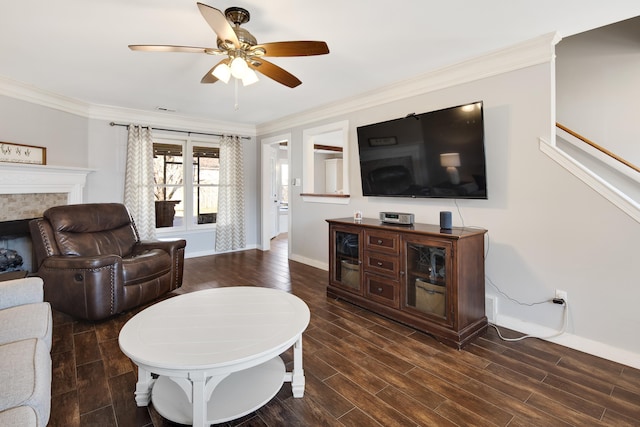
(379, 212, 414, 225)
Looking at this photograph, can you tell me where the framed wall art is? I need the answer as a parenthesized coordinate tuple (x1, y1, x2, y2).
(0, 142, 46, 165)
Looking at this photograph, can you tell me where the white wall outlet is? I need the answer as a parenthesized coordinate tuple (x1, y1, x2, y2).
(485, 296, 497, 323)
(555, 289, 568, 303)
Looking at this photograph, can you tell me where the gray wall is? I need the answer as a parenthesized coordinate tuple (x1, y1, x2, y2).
(0, 96, 88, 167)
(262, 60, 640, 361)
(556, 15, 640, 165)
(0, 95, 259, 258)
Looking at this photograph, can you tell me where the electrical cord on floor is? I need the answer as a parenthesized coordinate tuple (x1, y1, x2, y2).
(490, 299, 569, 342)
(453, 199, 569, 341)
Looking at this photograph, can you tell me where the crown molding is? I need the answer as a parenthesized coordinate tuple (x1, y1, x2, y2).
(0, 76, 91, 117)
(0, 76, 256, 138)
(0, 32, 559, 139)
(256, 32, 562, 135)
(90, 104, 256, 138)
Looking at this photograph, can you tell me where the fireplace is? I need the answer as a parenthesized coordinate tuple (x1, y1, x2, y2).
(0, 163, 92, 274)
(0, 214, 58, 274)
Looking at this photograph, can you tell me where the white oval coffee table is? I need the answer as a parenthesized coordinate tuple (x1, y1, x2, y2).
(118, 287, 310, 427)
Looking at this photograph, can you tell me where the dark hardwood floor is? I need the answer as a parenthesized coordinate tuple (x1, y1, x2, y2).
(48, 234, 640, 426)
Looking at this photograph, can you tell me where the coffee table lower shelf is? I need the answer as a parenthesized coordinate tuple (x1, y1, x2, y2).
(151, 356, 286, 425)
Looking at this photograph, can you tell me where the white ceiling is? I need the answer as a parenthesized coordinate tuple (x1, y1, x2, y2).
(1, 1, 639, 126)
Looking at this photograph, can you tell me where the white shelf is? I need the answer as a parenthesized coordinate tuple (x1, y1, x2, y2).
(151, 356, 286, 424)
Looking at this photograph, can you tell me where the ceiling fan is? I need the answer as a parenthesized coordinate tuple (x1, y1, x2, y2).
(129, 2, 329, 88)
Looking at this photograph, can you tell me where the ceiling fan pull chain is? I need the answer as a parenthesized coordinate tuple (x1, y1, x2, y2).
(234, 78, 240, 110)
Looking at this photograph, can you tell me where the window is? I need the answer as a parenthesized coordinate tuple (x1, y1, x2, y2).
(153, 137, 219, 229)
(192, 145, 219, 224)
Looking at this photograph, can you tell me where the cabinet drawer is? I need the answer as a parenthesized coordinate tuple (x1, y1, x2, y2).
(364, 273, 399, 308)
(364, 251, 399, 278)
(364, 230, 399, 255)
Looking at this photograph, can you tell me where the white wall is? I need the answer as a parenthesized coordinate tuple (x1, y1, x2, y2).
(260, 51, 640, 366)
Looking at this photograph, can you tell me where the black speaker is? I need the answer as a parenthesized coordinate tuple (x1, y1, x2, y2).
(440, 211, 452, 230)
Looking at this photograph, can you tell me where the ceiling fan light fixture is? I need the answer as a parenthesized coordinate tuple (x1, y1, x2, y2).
(129, 3, 330, 90)
(241, 68, 259, 86)
(212, 63, 231, 83)
(230, 56, 249, 78)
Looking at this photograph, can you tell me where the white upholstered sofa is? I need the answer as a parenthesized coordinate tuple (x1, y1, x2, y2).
(0, 276, 52, 426)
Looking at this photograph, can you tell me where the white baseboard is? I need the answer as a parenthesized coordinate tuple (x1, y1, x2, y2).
(289, 253, 328, 271)
(184, 244, 258, 259)
(496, 314, 640, 370)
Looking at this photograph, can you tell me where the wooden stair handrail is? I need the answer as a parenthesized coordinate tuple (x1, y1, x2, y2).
(556, 122, 640, 174)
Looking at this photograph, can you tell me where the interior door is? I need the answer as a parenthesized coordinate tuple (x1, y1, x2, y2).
(269, 146, 279, 239)
(260, 134, 291, 252)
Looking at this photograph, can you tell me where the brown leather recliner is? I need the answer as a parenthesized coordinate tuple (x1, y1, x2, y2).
(29, 203, 186, 321)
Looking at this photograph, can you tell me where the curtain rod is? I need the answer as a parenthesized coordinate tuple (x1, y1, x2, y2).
(109, 122, 251, 140)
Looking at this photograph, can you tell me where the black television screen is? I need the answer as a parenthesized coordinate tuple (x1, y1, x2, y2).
(356, 101, 487, 199)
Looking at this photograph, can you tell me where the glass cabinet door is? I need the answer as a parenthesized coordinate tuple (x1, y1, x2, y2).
(331, 228, 361, 293)
(404, 240, 451, 321)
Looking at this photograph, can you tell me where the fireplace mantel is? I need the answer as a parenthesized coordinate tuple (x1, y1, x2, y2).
(0, 163, 93, 204)
(0, 163, 93, 272)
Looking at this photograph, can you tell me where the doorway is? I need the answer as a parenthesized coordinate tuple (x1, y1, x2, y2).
(260, 133, 291, 253)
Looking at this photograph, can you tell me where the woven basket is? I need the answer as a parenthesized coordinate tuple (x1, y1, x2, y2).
(340, 260, 359, 289)
(415, 278, 445, 317)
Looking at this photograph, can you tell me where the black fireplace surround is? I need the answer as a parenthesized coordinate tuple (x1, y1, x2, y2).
(0, 218, 34, 276)
(0, 218, 34, 238)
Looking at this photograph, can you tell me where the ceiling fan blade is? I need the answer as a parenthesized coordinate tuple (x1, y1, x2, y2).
(201, 58, 230, 84)
(197, 2, 240, 48)
(255, 41, 329, 57)
(249, 59, 302, 88)
(129, 45, 210, 53)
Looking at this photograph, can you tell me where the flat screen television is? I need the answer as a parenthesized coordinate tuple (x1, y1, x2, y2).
(356, 101, 487, 199)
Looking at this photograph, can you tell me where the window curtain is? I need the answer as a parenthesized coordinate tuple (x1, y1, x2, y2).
(215, 135, 246, 251)
(124, 124, 156, 240)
